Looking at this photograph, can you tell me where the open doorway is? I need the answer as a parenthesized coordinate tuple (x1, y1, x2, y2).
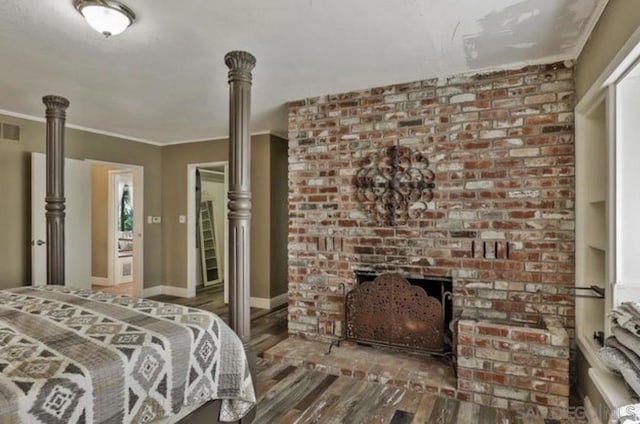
(89, 161, 143, 297)
(187, 162, 229, 301)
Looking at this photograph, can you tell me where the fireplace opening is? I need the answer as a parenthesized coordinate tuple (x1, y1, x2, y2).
(346, 272, 453, 355)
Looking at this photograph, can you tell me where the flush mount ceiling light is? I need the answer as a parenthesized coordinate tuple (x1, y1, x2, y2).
(73, 0, 136, 38)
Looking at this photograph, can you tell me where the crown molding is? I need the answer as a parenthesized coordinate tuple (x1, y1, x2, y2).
(0, 109, 162, 145)
(0, 109, 290, 146)
(163, 130, 288, 146)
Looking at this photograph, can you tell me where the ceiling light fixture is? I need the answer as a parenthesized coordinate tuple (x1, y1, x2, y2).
(73, 0, 136, 38)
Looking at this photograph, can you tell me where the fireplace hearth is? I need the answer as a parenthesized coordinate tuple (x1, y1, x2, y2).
(345, 273, 453, 354)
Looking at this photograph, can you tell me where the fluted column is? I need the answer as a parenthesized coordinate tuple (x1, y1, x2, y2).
(43, 95, 70, 286)
(225, 51, 256, 343)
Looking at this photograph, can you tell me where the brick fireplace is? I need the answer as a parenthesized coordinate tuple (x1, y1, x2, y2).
(287, 61, 575, 417)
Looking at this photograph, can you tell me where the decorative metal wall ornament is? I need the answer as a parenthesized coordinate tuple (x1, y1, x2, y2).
(355, 146, 435, 226)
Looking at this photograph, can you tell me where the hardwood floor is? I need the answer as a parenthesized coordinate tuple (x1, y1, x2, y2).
(155, 287, 581, 424)
(150, 284, 288, 357)
(92, 281, 135, 295)
(253, 358, 515, 424)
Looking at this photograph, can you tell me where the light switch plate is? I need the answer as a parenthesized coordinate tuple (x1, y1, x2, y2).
(179, 215, 186, 224)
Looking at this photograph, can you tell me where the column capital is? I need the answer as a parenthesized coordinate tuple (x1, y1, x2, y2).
(42, 95, 70, 110)
(43, 95, 70, 119)
(224, 51, 256, 72)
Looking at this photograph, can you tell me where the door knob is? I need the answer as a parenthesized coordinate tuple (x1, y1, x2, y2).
(32, 239, 46, 246)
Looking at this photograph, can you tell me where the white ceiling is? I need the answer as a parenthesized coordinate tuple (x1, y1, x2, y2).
(0, 0, 606, 145)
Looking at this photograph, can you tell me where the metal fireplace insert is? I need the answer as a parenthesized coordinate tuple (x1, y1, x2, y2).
(345, 272, 452, 354)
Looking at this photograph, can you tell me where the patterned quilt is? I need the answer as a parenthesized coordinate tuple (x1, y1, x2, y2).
(0, 286, 256, 423)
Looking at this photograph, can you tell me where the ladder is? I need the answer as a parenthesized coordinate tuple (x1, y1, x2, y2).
(199, 200, 220, 284)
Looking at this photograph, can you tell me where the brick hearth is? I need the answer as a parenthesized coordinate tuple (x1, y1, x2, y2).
(286, 61, 575, 417)
(264, 337, 457, 397)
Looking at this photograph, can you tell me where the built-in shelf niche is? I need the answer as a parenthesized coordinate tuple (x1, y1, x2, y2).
(576, 98, 608, 352)
(586, 247, 606, 284)
(574, 29, 640, 413)
(586, 202, 606, 250)
(585, 120, 607, 203)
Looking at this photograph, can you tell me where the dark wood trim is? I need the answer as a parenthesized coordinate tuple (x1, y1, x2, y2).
(225, 51, 256, 344)
(42, 95, 70, 286)
(225, 50, 257, 424)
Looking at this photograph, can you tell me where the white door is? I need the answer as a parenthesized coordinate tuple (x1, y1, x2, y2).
(31, 152, 92, 288)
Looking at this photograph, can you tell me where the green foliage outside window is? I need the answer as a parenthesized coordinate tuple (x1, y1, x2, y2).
(119, 183, 133, 231)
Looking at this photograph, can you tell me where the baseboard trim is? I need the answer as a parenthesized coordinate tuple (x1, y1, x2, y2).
(142, 287, 287, 307)
(164, 286, 190, 298)
(270, 292, 288, 309)
(251, 293, 288, 310)
(142, 285, 163, 298)
(250, 297, 270, 309)
(142, 285, 190, 298)
(91, 276, 111, 286)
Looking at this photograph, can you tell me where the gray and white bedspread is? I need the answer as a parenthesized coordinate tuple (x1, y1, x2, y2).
(0, 286, 256, 423)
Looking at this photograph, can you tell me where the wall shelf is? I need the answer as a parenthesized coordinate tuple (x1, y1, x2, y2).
(578, 333, 633, 413)
(576, 98, 608, 330)
(587, 242, 606, 252)
(576, 97, 610, 409)
(589, 368, 635, 410)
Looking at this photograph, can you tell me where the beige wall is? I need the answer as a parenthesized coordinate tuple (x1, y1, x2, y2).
(251, 136, 272, 299)
(91, 164, 115, 278)
(161, 134, 284, 300)
(269, 135, 289, 298)
(160, 138, 227, 289)
(576, 0, 640, 101)
(0, 111, 287, 297)
(0, 113, 163, 289)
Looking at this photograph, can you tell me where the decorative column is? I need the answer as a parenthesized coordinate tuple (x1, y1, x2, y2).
(225, 51, 256, 343)
(43, 95, 70, 286)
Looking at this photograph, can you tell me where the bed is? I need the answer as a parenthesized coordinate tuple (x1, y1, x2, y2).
(0, 51, 258, 423)
(0, 286, 254, 423)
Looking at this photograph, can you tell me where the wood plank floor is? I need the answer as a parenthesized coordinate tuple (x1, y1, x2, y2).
(150, 284, 289, 357)
(155, 287, 581, 424)
(253, 357, 514, 424)
(252, 360, 588, 424)
(92, 281, 135, 295)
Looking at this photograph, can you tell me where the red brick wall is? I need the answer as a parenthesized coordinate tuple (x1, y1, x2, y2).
(287, 62, 575, 341)
(457, 316, 570, 417)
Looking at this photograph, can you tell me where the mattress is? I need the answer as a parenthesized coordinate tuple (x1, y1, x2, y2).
(0, 286, 255, 423)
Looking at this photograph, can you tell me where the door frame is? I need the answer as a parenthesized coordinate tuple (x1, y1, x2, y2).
(108, 169, 134, 287)
(187, 161, 229, 299)
(88, 160, 144, 297)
